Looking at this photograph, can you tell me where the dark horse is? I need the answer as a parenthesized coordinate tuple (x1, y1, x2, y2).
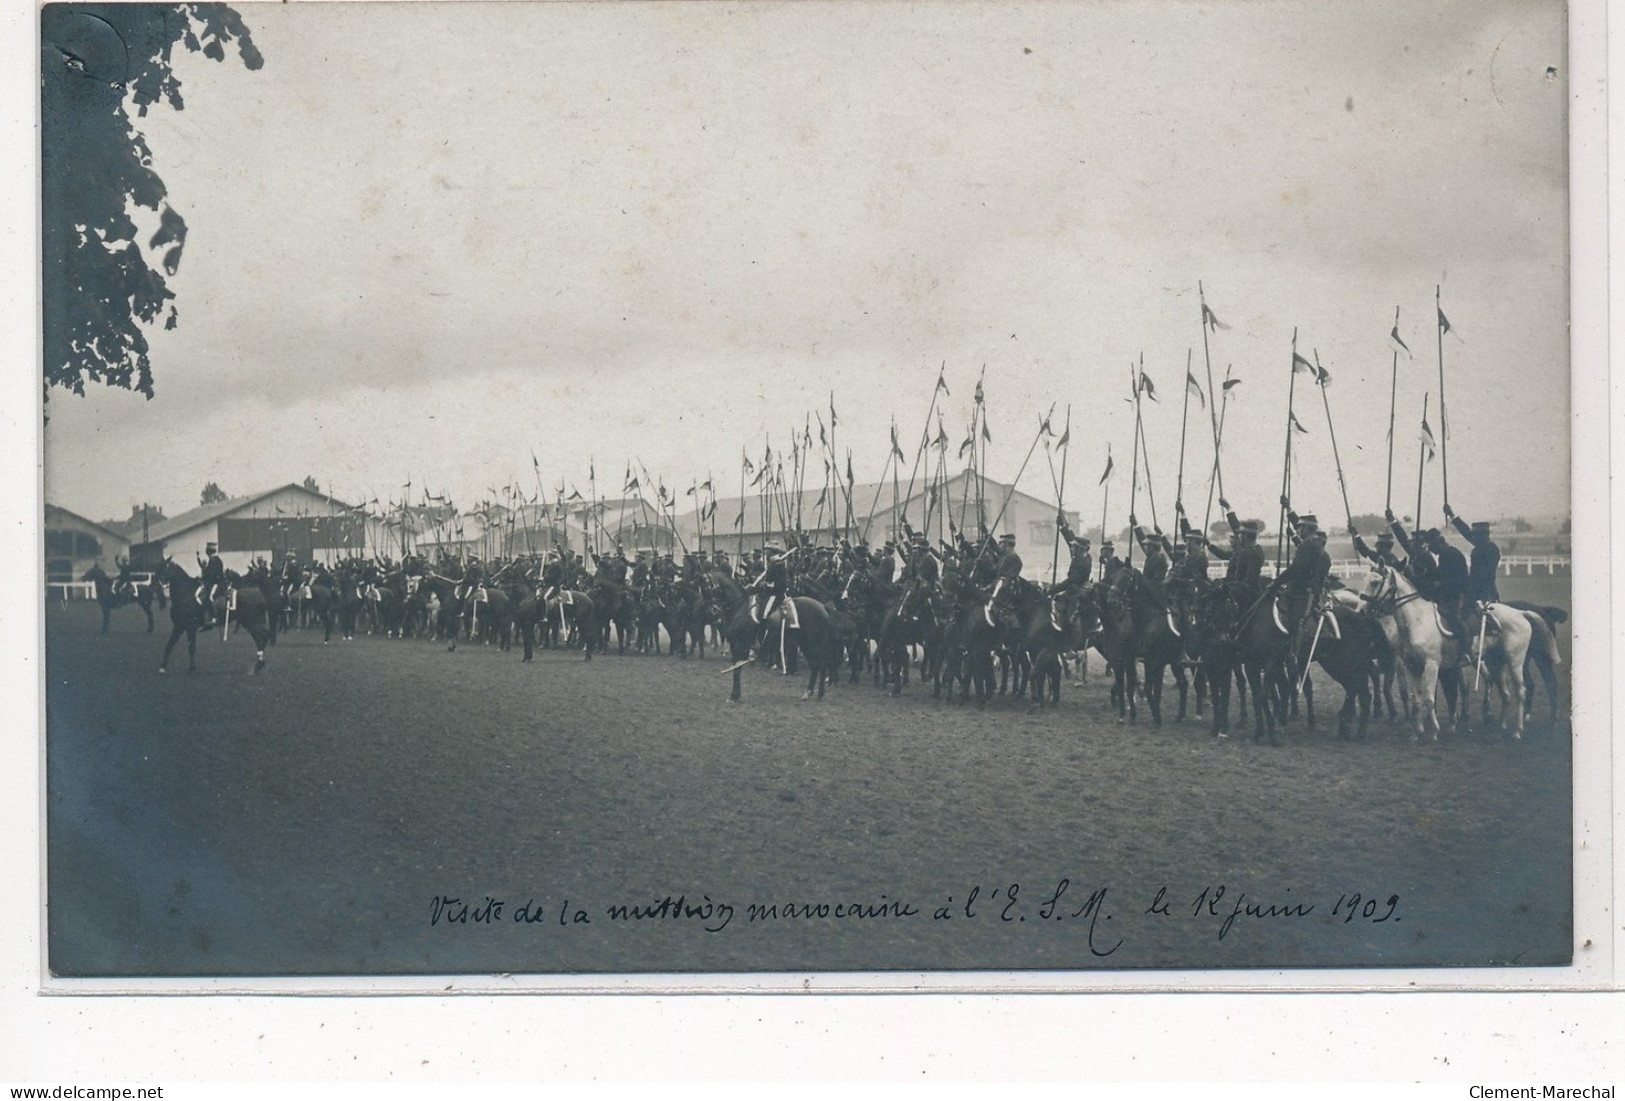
(710, 570, 842, 702)
(154, 560, 273, 675)
(544, 589, 598, 660)
(1208, 584, 1299, 744)
(83, 562, 163, 634)
(1299, 601, 1377, 739)
(1018, 587, 1096, 711)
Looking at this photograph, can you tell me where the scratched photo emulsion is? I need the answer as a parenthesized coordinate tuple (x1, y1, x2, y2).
(41, 0, 1573, 978)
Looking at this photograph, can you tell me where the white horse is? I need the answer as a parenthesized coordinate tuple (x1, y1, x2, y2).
(1360, 565, 1532, 740)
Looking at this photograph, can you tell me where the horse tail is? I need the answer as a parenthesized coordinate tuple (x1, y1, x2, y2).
(1520, 609, 1561, 668)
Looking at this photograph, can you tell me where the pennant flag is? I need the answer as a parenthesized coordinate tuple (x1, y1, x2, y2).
(981, 420, 992, 442)
(1039, 412, 1054, 436)
(818, 420, 828, 447)
(1390, 325, 1412, 358)
(935, 422, 949, 449)
(846, 454, 855, 484)
(700, 478, 712, 493)
(685, 484, 697, 496)
(1290, 411, 1310, 434)
(1138, 372, 1159, 402)
(627, 475, 640, 493)
(891, 423, 905, 461)
(1222, 376, 1242, 394)
(742, 455, 755, 476)
(935, 369, 950, 396)
(1185, 371, 1206, 410)
(1437, 307, 1452, 334)
(1420, 416, 1438, 461)
(1202, 303, 1231, 332)
(974, 377, 985, 405)
(1099, 451, 1114, 485)
(567, 488, 583, 501)
(829, 396, 838, 429)
(1316, 364, 1331, 386)
(1057, 424, 1070, 448)
(814, 486, 828, 509)
(959, 432, 976, 459)
(734, 504, 746, 527)
(1292, 351, 1315, 374)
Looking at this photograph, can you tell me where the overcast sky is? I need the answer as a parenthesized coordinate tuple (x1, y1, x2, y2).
(42, 0, 1569, 532)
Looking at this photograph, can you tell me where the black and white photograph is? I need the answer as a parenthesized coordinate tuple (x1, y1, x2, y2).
(30, 0, 1605, 1000)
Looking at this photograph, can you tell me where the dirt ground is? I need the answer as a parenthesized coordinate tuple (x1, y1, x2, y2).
(44, 574, 1573, 978)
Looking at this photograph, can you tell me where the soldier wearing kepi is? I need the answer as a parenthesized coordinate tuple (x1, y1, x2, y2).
(1424, 526, 1471, 643)
(1054, 512, 1093, 596)
(1205, 499, 1265, 610)
(1445, 504, 1502, 604)
(196, 541, 225, 627)
(749, 541, 796, 627)
(1131, 514, 1172, 608)
(1096, 536, 1124, 586)
(1351, 527, 1406, 574)
(986, 532, 1023, 620)
(1171, 518, 1210, 589)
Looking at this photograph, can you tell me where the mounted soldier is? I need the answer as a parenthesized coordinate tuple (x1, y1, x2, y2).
(748, 541, 798, 628)
(985, 532, 1024, 622)
(1445, 505, 1502, 604)
(1054, 512, 1093, 597)
(196, 541, 225, 627)
(1206, 500, 1265, 611)
(1352, 528, 1406, 574)
(1096, 537, 1125, 586)
(1423, 526, 1471, 643)
(1131, 516, 1171, 609)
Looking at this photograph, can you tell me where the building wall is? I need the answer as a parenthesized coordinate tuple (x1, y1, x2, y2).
(43, 509, 131, 584)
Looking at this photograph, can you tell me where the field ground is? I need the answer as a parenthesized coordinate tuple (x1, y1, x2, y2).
(44, 574, 1573, 977)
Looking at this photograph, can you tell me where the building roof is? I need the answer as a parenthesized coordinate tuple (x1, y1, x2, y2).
(44, 503, 132, 546)
(140, 483, 357, 544)
(671, 472, 1071, 539)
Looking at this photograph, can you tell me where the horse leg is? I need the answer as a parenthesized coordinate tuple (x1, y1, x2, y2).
(1415, 659, 1441, 741)
(1248, 664, 1275, 744)
(1504, 658, 1526, 740)
(248, 622, 268, 674)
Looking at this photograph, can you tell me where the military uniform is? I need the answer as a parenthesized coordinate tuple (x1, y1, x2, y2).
(1425, 530, 1470, 638)
(197, 542, 225, 624)
(1448, 511, 1502, 603)
(1055, 516, 1093, 594)
(1206, 509, 1264, 605)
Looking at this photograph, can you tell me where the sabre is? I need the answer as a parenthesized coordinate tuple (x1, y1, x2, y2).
(1296, 606, 1326, 695)
(1473, 608, 1489, 691)
(220, 586, 233, 643)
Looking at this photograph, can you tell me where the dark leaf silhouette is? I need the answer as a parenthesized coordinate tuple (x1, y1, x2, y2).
(42, 3, 261, 400)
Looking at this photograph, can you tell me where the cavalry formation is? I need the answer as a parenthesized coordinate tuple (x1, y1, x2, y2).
(72, 289, 1567, 743)
(79, 504, 1565, 745)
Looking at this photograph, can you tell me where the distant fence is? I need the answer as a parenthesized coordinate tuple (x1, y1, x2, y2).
(46, 573, 154, 603)
(1205, 556, 1570, 583)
